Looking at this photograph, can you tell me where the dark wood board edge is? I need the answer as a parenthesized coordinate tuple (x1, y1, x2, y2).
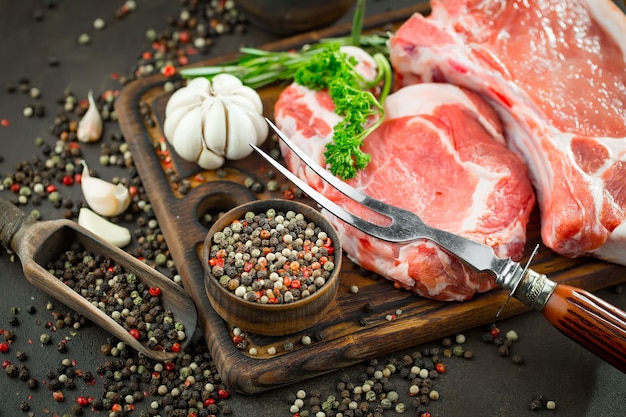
(116, 4, 626, 394)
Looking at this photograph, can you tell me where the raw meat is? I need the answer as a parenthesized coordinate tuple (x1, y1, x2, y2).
(389, 0, 626, 263)
(275, 82, 535, 301)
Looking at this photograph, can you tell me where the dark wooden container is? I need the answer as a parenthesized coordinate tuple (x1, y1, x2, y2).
(203, 199, 342, 336)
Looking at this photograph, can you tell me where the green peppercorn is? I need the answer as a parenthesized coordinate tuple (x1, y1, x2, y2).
(452, 345, 464, 357)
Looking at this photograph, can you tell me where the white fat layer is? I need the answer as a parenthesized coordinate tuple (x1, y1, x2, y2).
(385, 83, 505, 144)
(582, 0, 626, 64)
(593, 221, 626, 264)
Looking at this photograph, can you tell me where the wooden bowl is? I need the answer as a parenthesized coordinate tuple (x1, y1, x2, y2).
(236, 0, 356, 36)
(203, 199, 342, 336)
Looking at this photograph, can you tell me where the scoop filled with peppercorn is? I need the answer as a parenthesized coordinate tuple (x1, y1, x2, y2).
(203, 199, 342, 336)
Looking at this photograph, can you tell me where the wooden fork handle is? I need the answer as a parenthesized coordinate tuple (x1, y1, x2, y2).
(0, 197, 33, 253)
(541, 284, 626, 373)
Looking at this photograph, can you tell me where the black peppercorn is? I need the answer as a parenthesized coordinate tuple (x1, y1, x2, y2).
(5, 364, 18, 377)
(27, 378, 38, 389)
(18, 365, 30, 380)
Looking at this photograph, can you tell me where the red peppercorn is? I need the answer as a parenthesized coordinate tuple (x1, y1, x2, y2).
(208, 257, 225, 268)
(490, 327, 501, 338)
(164, 362, 176, 372)
(435, 363, 446, 373)
(2, 360, 11, 368)
(217, 388, 230, 399)
(129, 329, 140, 339)
(0, 342, 9, 352)
(62, 175, 74, 186)
(283, 188, 295, 200)
(421, 413, 431, 417)
(232, 335, 243, 345)
(46, 184, 58, 193)
(290, 279, 301, 289)
(178, 31, 191, 43)
(171, 342, 181, 353)
(203, 398, 216, 406)
(111, 403, 122, 412)
(52, 390, 65, 402)
(76, 396, 90, 407)
(161, 65, 176, 77)
(1, 119, 10, 127)
(148, 287, 162, 297)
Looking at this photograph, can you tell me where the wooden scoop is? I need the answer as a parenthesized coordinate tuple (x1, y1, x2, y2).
(0, 197, 197, 361)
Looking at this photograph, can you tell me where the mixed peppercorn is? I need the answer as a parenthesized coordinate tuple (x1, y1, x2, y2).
(47, 245, 186, 352)
(209, 208, 336, 305)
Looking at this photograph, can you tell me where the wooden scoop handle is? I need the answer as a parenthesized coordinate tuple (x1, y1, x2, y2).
(0, 197, 34, 253)
(542, 284, 626, 373)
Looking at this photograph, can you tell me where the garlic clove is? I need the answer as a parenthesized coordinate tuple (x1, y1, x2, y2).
(224, 104, 259, 160)
(164, 104, 199, 148)
(80, 161, 131, 217)
(230, 87, 264, 114)
(248, 112, 269, 145)
(223, 94, 262, 114)
(164, 78, 208, 117)
(78, 207, 132, 248)
(210, 73, 244, 95)
(170, 107, 205, 161)
(201, 100, 227, 156)
(196, 147, 225, 170)
(77, 90, 103, 143)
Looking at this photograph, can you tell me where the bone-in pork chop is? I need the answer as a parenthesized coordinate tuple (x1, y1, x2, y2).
(389, 0, 626, 263)
(275, 82, 535, 301)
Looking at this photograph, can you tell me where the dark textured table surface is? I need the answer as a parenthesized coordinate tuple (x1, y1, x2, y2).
(0, 1, 624, 417)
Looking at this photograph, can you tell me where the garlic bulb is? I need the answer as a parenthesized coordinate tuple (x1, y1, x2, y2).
(80, 161, 130, 217)
(78, 208, 131, 248)
(77, 90, 103, 142)
(163, 74, 268, 169)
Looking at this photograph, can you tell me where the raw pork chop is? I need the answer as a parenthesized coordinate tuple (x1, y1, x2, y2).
(389, 0, 626, 263)
(275, 82, 535, 301)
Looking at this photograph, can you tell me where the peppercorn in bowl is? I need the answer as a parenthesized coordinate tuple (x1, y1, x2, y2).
(203, 199, 342, 336)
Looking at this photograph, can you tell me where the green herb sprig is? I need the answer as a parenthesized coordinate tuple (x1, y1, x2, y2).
(179, 0, 392, 179)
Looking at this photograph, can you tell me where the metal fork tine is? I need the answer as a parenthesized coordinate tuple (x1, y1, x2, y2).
(265, 118, 390, 215)
(250, 143, 375, 235)
(253, 120, 434, 243)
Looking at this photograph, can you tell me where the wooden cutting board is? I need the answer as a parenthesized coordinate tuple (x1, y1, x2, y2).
(116, 4, 626, 394)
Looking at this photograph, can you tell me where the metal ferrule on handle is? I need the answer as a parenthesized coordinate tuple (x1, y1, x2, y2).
(512, 269, 557, 311)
